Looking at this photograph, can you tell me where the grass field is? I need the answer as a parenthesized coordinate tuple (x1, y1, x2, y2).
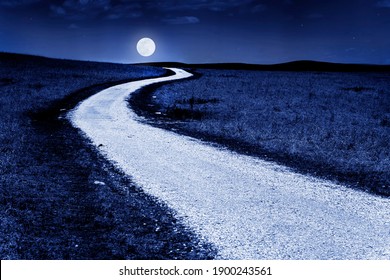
(132, 68, 390, 196)
(0, 53, 215, 259)
(2, 53, 388, 259)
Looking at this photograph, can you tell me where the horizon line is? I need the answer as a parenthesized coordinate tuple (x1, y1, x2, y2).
(1, 51, 390, 68)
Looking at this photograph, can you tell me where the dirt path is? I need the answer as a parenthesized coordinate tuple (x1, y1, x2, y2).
(8, 77, 213, 260)
(70, 68, 390, 259)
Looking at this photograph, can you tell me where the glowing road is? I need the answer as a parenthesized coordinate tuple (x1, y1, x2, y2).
(70, 68, 390, 259)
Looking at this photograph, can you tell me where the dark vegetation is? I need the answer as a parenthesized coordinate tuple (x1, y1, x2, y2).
(0, 53, 216, 259)
(130, 67, 390, 197)
(142, 60, 390, 72)
(164, 97, 219, 120)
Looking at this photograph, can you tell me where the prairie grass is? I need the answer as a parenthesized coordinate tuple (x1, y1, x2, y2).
(0, 53, 215, 259)
(149, 69, 390, 195)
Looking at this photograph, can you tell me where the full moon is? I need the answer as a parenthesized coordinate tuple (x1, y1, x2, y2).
(136, 37, 156, 57)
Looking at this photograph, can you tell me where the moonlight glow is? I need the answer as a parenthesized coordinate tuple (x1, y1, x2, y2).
(136, 38, 156, 57)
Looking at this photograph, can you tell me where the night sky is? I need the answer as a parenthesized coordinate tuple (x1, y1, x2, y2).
(1, 0, 390, 64)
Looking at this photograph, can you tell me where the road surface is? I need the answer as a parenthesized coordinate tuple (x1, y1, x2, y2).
(70, 68, 390, 259)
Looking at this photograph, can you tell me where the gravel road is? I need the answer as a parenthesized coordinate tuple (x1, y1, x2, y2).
(70, 68, 390, 259)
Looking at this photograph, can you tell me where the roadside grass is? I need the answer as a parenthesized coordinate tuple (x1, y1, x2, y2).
(0, 53, 216, 259)
(132, 69, 390, 196)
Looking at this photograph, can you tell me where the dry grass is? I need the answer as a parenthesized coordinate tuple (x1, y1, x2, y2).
(147, 69, 390, 195)
(0, 53, 216, 259)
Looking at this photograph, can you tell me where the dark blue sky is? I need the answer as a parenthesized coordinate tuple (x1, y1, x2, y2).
(1, 0, 390, 64)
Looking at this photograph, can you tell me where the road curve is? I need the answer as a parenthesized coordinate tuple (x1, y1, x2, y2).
(70, 68, 390, 259)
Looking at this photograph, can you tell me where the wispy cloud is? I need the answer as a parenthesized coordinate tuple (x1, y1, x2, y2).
(50, 0, 144, 21)
(50, 0, 111, 20)
(162, 16, 200, 25)
(252, 4, 266, 13)
(105, 3, 143, 20)
(46, 0, 268, 21)
(150, 0, 263, 13)
(0, 0, 42, 7)
(376, 0, 390, 8)
(50, 5, 67, 16)
(345, 47, 356, 53)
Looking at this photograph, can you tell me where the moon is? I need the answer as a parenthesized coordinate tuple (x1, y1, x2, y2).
(136, 38, 156, 57)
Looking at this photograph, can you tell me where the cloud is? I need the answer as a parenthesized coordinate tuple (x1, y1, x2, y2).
(50, 5, 67, 16)
(106, 11, 142, 20)
(49, 0, 267, 21)
(150, 0, 260, 12)
(105, 3, 143, 20)
(68, 23, 79, 29)
(50, 0, 111, 20)
(252, 4, 266, 13)
(162, 16, 200, 25)
(50, 0, 144, 21)
(376, 0, 390, 7)
(0, 0, 42, 7)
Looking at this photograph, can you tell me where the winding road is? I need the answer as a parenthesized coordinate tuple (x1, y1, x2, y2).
(70, 68, 390, 259)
